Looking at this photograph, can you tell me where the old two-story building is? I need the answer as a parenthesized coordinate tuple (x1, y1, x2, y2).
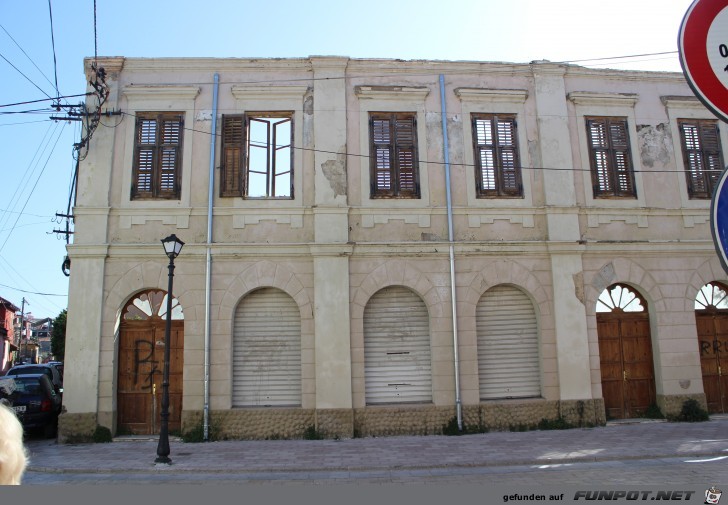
(0, 296, 19, 371)
(60, 55, 728, 441)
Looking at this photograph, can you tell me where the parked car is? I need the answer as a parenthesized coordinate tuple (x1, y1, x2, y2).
(5, 364, 63, 395)
(47, 361, 63, 380)
(8, 373, 61, 437)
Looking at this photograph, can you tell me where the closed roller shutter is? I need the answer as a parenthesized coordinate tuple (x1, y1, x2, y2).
(364, 286, 432, 404)
(233, 288, 301, 407)
(477, 285, 540, 400)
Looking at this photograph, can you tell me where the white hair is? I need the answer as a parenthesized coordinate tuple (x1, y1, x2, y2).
(0, 402, 27, 485)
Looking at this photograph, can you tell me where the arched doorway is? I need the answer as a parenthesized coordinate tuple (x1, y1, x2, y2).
(596, 284, 656, 419)
(117, 290, 184, 435)
(695, 282, 728, 413)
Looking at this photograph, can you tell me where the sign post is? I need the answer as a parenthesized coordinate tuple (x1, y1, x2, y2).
(679, 0, 728, 271)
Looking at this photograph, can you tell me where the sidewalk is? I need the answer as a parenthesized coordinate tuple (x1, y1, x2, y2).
(24, 416, 728, 476)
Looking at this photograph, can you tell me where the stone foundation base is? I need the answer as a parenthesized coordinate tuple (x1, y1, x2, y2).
(463, 398, 606, 432)
(657, 394, 707, 417)
(58, 412, 97, 444)
(180, 399, 606, 440)
(182, 408, 316, 440)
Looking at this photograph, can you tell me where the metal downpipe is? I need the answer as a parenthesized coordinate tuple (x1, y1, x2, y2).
(440, 74, 462, 430)
(203, 73, 219, 440)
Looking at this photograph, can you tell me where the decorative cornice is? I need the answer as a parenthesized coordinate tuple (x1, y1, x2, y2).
(354, 85, 430, 101)
(454, 88, 528, 103)
(122, 85, 200, 101)
(231, 85, 309, 101)
(660, 95, 705, 109)
(567, 91, 639, 107)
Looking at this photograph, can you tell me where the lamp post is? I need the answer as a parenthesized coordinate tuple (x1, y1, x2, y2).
(156, 234, 184, 464)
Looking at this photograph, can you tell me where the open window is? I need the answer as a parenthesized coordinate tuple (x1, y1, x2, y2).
(221, 113, 293, 199)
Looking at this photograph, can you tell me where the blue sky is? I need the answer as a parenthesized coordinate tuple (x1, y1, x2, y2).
(0, 0, 695, 318)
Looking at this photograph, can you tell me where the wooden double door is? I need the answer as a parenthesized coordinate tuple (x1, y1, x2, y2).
(695, 312, 728, 413)
(597, 312, 656, 419)
(118, 320, 184, 435)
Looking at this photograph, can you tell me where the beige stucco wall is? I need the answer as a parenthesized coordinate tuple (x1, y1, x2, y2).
(61, 55, 721, 440)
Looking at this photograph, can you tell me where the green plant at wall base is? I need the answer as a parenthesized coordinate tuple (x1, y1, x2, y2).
(538, 417, 573, 430)
(93, 425, 112, 443)
(669, 399, 709, 422)
(181, 419, 219, 443)
(643, 404, 665, 419)
(442, 416, 466, 436)
(303, 425, 324, 440)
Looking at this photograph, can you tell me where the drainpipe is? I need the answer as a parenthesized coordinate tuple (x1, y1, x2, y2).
(440, 74, 462, 430)
(204, 73, 219, 441)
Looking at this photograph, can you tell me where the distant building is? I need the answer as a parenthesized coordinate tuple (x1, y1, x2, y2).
(32, 317, 53, 362)
(0, 296, 19, 371)
(62, 55, 728, 442)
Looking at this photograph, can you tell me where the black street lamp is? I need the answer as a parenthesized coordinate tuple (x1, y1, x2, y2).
(156, 233, 184, 464)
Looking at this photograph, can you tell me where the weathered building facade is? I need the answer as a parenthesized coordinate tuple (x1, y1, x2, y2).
(60, 56, 728, 440)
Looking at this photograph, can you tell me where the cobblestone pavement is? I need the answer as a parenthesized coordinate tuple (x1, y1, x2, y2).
(19, 417, 728, 486)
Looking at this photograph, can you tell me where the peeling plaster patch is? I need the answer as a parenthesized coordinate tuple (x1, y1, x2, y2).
(304, 94, 314, 115)
(636, 123, 672, 169)
(679, 380, 691, 390)
(592, 262, 616, 294)
(573, 272, 585, 306)
(528, 140, 541, 181)
(321, 151, 347, 197)
(195, 110, 212, 122)
(421, 233, 442, 241)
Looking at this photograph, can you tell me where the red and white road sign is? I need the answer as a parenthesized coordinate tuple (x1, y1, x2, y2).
(679, 0, 728, 122)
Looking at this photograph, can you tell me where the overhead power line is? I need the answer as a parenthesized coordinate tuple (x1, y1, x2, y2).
(0, 281, 67, 297)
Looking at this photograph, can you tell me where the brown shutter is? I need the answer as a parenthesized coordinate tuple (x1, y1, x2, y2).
(158, 118, 182, 198)
(587, 117, 635, 198)
(496, 117, 521, 195)
(394, 115, 418, 196)
(680, 120, 723, 199)
(609, 120, 634, 196)
(221, 115, 244, 197)
(371, 116, 394, 195)
(132, 117, 157, 198)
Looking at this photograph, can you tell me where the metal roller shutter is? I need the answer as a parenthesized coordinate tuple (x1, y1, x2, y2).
(364, 286, 432, 404)
(477, 285, 540, 400)
(233, 288, 301, 407)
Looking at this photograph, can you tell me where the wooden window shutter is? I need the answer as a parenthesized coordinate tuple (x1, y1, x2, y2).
(680, 119, 723, 199)
(132, 113, 183, 200)
(133, 117, 156, 198)
(371, 116, 394, 196)
(370, 113, 419, 198)
(473, 115, 522, 197)
(394, 115, 418, 196)
(158, 118, 182, 198)
(221, 114, 245, 197)
(587, 117, 635, 198)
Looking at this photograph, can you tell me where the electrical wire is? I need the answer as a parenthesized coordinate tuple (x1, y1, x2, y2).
(0, 51, 54, 100)
(0, 122, 66, 255)
(0, 23, 59, 99)
(47, 0, 60, 103)
(0, 93, 93, 109)
(0, 282, 66, 297)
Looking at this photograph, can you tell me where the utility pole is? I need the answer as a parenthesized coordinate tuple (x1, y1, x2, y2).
(17, 298, 28, 364)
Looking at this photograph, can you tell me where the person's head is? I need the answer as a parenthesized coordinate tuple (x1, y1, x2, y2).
(0, 401, 27, 485)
